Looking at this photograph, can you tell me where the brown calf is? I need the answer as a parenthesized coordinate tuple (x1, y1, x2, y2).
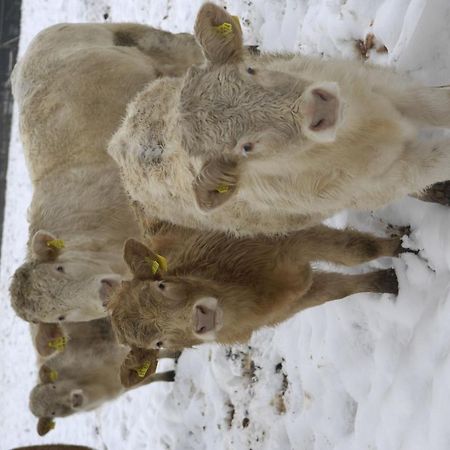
(109, 223, 402, 350)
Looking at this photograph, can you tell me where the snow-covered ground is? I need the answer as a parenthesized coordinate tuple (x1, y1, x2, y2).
(2, 0, 450, 449)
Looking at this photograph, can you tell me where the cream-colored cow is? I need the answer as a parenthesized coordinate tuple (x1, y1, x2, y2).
(109, 2, 450, 236)
(10, 23, 203, 322)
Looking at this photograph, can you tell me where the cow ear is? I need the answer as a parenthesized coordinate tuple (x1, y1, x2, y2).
(32, 230, 63, 261)
(194, 3, 243, 65)
(123, 239, 161, 280)
(35, 323, 64, 357)
(193, 158, 239, 211)
(38, 365, 58, 383)
(37, 417, 55, 436)
(120, 346, 158, 388)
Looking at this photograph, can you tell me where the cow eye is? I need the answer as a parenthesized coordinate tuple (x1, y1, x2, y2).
(56, 266, 64, 273)
(242, 143, 253, 153)
(51, 411, 56, 416)
(156, 341, 163, 349)
(247, 67, 256, 75)
(157, 281, 165, 291)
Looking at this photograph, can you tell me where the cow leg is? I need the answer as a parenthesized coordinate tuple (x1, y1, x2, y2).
(398, 139, 450, 198)
(388, 85, 450, 127)
(140, 370, 176, 384)
(158, 349, 182, 359)
(298, 269, 398, 310)
(108, 24, 203, 69)
(410, 180, 450, 206)
(277, 225, 403, 267)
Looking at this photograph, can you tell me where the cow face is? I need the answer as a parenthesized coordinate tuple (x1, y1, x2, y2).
(10, 230, 121, 323)
(109, 239, 257, 350)
(177, 3, 342, 211)
(30, 380, 86, 420)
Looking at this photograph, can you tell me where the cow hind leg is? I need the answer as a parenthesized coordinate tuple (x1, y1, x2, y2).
(298, 269, 398, 311)
(108, 23, 204, 69)
(410, 180, 450, 206)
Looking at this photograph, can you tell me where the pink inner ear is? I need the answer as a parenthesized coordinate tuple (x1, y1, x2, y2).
(32, 230, 60, 261)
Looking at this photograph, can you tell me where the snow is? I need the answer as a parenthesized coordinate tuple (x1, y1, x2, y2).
(1, 0, 450, 449)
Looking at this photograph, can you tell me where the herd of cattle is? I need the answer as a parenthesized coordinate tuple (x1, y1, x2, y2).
(7, 2, 450, 436)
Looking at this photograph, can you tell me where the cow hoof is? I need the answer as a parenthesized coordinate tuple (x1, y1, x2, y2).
(418, 181, 450, 206)
(376, 268, 398, 295)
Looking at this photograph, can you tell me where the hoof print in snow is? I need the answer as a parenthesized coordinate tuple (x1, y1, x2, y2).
(272, 371, 288, 415)
(225, 400, 235, 429)
(242, 417, 250, 428)
(356, 33, 386, 60)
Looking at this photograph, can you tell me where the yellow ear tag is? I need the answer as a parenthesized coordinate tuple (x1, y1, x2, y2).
(135, 361, 151, 378)
(145, 255, 168, 275)
(49, 370, 58, 382)
(156, 254, 168, 272)
(47, 239, 65, 249)
(216, 184, 230, 194)
(48, 420, 56, 430)
(214, 22, 233, 36)
(48, 336, 67, 351)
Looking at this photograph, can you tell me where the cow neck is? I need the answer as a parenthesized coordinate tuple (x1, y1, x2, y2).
(28, 160, 139, 253)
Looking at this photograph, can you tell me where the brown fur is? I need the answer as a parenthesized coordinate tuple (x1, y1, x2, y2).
(109, 2, 450, 237)
(109, 223, 401, 350)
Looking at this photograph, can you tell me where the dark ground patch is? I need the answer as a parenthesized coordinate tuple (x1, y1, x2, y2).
(0, 0, 21, 259)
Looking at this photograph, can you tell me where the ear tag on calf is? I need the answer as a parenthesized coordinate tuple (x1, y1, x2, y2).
(48, 336, 67, 351)
(214, 22, 233, 36)
(135, 361, 151, 378)
(48, 419, 56, 430)
(46, 239, 65, 249)
(49, 370, 58, 382)
(145, 255, 168, 275)
(216, 184, 230, 194)
(155, 254, 168, 272)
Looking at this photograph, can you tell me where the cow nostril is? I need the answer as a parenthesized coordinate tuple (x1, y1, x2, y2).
(311, 118, 325, 130)
(58, 315, 65, 321)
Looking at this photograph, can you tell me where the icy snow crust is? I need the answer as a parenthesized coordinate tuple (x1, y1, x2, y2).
(2, 0, 450, 449)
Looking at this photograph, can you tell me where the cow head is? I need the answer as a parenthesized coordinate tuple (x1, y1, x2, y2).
(10, 230, 122, 323)
(109, 239, 257, 350)
(178, 3, 342, 211)
(31, 367, 88, 435)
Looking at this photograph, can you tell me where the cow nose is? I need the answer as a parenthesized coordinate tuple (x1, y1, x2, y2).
(194, 305, 216, 334)
(308, 88, 339, 131)
(297, 82, 342, 144)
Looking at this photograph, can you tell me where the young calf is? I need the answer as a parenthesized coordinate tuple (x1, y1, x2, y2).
(109, 223, 401, 350)
(30, 320, 175, 436)
(109, 2, 450, 236)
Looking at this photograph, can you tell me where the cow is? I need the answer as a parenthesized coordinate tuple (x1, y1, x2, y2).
(30, 320, 176, 436)
(108, 222, 403, 350)
(9, 22, 204, 323)
(108, 2, 450, 237)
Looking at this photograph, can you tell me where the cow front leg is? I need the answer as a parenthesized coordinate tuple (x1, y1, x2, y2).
(297, 269, 398, 312)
